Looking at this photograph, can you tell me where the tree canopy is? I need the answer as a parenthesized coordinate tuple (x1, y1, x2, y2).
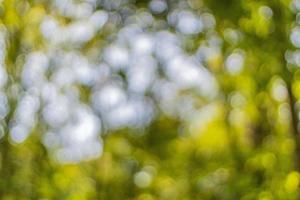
(1, 0, 300, 199)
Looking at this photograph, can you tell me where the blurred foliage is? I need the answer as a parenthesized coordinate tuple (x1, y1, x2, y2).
(1, 0, 300, 199)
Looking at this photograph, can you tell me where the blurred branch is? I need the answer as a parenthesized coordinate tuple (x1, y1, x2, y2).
(287, 82, 300, 171)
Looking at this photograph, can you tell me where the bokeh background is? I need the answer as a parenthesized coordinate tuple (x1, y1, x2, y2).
(1, 0, 300, 199)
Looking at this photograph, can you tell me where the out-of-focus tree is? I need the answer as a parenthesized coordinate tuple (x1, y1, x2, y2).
(1, 0, 300, 199)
